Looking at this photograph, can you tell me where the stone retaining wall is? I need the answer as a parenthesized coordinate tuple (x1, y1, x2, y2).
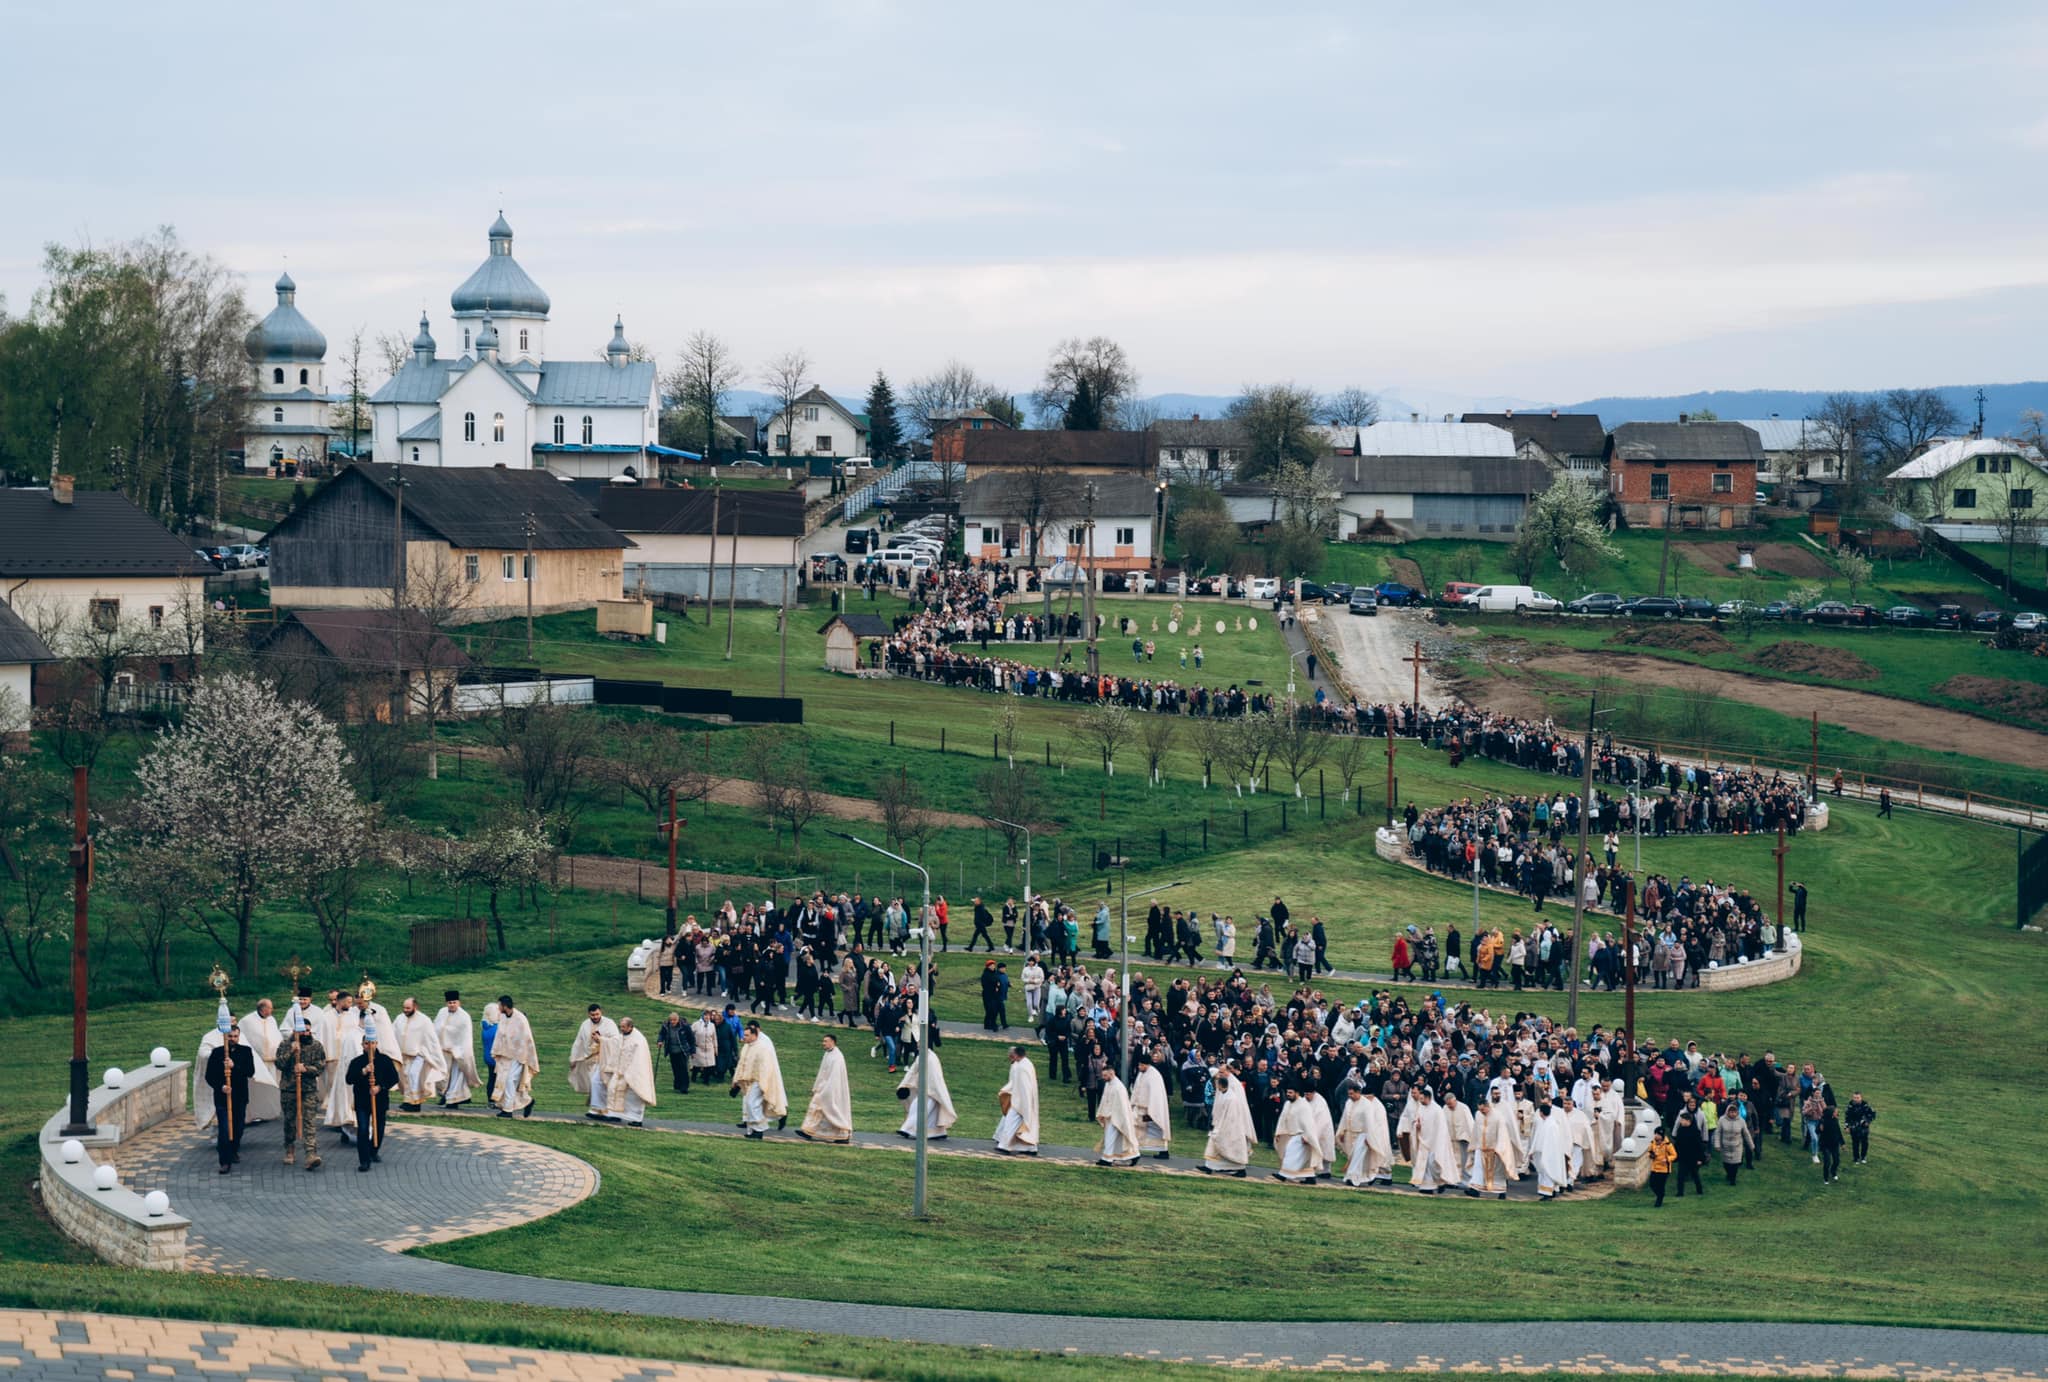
(1371, 828, 1803, 993)
(38, 1060, 192, 1270)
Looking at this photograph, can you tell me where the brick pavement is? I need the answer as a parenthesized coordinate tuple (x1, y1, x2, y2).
(115, 1111, 2048, 1378)
(0, 1309, 838, 1381)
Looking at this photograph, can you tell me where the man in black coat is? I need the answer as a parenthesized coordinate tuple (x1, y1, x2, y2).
(344, 1031, 404, 1172)
(203, 1023, 256, 1174)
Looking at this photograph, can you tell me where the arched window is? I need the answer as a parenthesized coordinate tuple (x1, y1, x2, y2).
(582, 415, 594, 445)
(464, 412, 476, 442)
(273, 407, 284, 423)
(463, 328, 471, 352)
(411, 446, 420, 463)
(553, 415, 564, 445)
(299, 368, 309, 385)
(492, 413, 505, 442)
(270, 445, 283, 463)
(519, 329, 529, 352)
(273, 367, 284, 384)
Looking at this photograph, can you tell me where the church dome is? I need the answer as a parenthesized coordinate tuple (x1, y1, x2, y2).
(450, 212, 550, 317)
(244, 270, 327, 362)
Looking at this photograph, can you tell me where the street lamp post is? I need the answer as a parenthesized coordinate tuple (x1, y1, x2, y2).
(835, 831, 933, 1219)
(1117, 874, 1185, 1082)
(987, 817, 1033, 934)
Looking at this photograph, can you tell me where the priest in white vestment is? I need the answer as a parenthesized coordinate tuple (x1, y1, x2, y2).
(896, 1047, 956, 1139)
(1305, 1089, 1336, 1179)
(1442, 1090, 1476, 1189)
(1404, 1086, 1457, 1192)
(1200, 1065, 1253, 1176)
(1475, 1092, 1519, 1198)
(799, 1033, 853, 1143)
(1093, 1067, 1140, 1166)
(732, 1022, 787, 1135)
(1130, 1054, 1173, 1158)
(993, 1045, 1040, 1154)
(607, 1017, 657, 1126)
(1273, 1090, 1318, 1182)
(1563, 1095, 1597, 1182)
(1594, 1079, 1625, 1172)
(490, 998, 540, 1117)
(320, 996, 363, 1136)
(239, 1000, 282, 1086)
(1338, 1087, 1394, 1186)
(569, 1005, 622, 1119)
(435, 992, 478, 1108)
(1529, 1101, 1571, 1198)
(391, 997, 448, 1111)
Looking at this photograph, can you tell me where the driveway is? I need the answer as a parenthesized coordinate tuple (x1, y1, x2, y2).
(1307, 604, 1447, 706)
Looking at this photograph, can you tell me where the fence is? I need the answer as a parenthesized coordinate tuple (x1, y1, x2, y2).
(592, 677, 804, 724)
(408, 917, 489, 966)
(1914, 521, 2048, 606)
(840, 460, 960, 523)
(452, 676, 594, 714)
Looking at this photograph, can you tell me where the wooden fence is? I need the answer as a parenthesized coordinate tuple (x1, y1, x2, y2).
(408, 917, 489, 967)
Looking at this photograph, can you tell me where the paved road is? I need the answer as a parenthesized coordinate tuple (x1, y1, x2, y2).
(0, 1309, 837, 1381)
(1309, 604, 1447, 707)
(107, 1108, 2048, 1377)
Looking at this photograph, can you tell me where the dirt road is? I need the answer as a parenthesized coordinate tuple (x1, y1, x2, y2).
(1511, 650, 2048, 773)
(1306, 604, 1448, 706)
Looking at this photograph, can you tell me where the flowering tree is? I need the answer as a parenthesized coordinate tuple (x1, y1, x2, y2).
(129, 674, 370, 975)
(436, 813, 555, 952)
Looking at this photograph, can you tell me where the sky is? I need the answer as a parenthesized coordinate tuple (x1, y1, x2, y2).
(4, 0, 2047, 406)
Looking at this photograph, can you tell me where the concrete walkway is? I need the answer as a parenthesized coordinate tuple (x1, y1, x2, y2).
(104, 1108, 2048, 1377)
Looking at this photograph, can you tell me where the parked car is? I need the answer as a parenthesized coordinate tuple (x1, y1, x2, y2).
(1805, 601, 1856, 625)
(1347, 589, 1379, 616)
(1970, 608, 2008, 630)
(1320, 582, 1353, 604)
(727, 458, 766, 469)
(1882, 605, 1931, 627)
(1467, 584, 1558, 613)
(1623, 596, 1683, 619)
(2012, 611, 2044, 632)
(1294, 580, 1330, 603)
(844, 526, 879, 554)
(1247, 577, 1281, 601)
(1760, 600, 1803, 620)
(227, 544, 266, 568)
(1933, 603, 1966, 628)
(1439, 581, 1483, 608)
(1847, 603, 1881, 626)
(1374, 581, 1425, 607)
(808, 553, 848, 582)
(1678, 597, 1716, 619)
(1715, 598, 1754, 618)
(1566, 592, 1625, 615)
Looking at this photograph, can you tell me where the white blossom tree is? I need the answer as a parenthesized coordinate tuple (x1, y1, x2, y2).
(437, 813, 555, 952)
(128, 674, 370, 975)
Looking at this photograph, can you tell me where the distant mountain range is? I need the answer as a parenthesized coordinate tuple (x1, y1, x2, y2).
(722, 381, 2048, 440)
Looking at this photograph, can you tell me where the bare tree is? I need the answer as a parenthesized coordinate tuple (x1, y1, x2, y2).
(759, 350, 813, 460)
(742, 728, 790, 826)
(1220, 711, 1277, 794)
(975, 762, 1044, 860)
(1810, 392, 1870, 501)
(1318, 387, 1380, 428)
(335, 328, 372, 464)
(1329, 731, 1367, 802)
(994, 438, 1083, 567)
(386, 549, 477, 778)
(1186, 714, 1230, 789)
(1267, 706, 1329, 796)
(1036, 336, 1139, 428)
(373, 331, 412, 377)
(903, 359, 994, 442)
(601, 717, 719, 817)
(992, 701, 1022, 766)
(874, 768, 934, 858)
(0, 750, 68, 988)
(437, 814, 555, 952)
(487, 695, 598, 844)
(772, 731, 826, 862)
(1872, 388, 1962, 474)
(1138, 713, 1178, 785)
(661, 331, 744, 464)
(1076, 703, 1135, 775)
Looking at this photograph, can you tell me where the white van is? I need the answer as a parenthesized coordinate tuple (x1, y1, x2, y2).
(1468, 584, 1560, 613)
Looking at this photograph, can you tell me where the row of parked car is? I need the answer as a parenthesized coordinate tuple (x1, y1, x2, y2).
(1474, 586, 2039, 631)
(195, 544, 267, 571)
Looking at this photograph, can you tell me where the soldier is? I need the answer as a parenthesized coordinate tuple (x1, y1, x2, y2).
(274, 1007, 326, 1171)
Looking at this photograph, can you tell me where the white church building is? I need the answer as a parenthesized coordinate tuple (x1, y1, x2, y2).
(243, 271, 335, 473)
(369, 214, 665, 480)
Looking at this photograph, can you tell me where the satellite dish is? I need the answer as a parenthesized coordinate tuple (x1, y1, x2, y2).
(1168, 620, 1179, 634)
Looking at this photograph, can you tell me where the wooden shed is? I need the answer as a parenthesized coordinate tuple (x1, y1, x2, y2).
(818, 613, 888, 673)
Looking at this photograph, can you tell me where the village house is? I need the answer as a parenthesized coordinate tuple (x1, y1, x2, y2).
(959, 470, 1161, 573)
(266, 463, 632, 615)
(259, 607, 469, 723)
(1605, 418, 1762, 528)
(818, 612, 889, 674)
(1887, 437, 2046, 523)
(0, 479, 211, 662)
(1318, 454, 1555, 541)
(1731, 417, 1848, 490)
(1153, 416, 1251, 484)
(576, 482, 805, 604)
(0, 601, 54, 739)
(1462, 411, 1608, 488)
(767, 387, 868, 460)
(941, 428, 1152, 481)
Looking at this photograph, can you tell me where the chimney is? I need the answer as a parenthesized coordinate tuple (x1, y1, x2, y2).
(50, 474, 74, 505)
(1191, 411, 1200, 421)
(1410, 412, 1419, 423)
(1550, 408, 1558, 419)
(1505, 408, 1514, 419)
(1678, 413, 1690, 425)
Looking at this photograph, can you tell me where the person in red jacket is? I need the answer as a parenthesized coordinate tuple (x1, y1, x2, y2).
(932, 895, 950, 951)
(1391, 932, 1414, 982)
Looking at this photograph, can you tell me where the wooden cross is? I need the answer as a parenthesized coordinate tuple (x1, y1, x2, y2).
(1403, 640, 1428, 718)
(1773, 826, 1790, 934)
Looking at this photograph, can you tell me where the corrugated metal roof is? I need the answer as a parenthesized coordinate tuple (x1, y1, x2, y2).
(1320, 455, 1555, 496)
(1607, 422, 1766, 464)
(370, 358, 457, 405)
(285, 463, 633, 552)
(1888, 437, 2046, 479)
(397, 415, 441, 442)
(1153, 417, 1250, 447)
(959, 469, 1158, 514)
(531, 360, 656, 407)
(1356, 421, 1516, 457)
(1462, 412, 1607, 458)
(1728, 419, 1823, 451)
(0, 489, 212, 577)
(0, 600, 55, 664)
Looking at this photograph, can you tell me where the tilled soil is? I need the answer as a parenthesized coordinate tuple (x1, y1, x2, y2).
(1675, 540, 1834, 579)
(1748, 641, 1880, 681)
(1935, 675, 2048, 725)
(1608, 624, 1735, 655)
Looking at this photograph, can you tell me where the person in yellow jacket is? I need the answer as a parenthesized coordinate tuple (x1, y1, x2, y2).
(1647, 1128, 1678, 1207)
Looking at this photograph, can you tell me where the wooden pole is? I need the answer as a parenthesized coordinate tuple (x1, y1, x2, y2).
(665, 786, 679, 937)
(61, 765, 93, 1136)
(1566, 692, 1597, 1030)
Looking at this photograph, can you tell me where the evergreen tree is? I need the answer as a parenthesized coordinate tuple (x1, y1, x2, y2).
(864, 370, 903, 462)
(1064, 376, 1102, 430)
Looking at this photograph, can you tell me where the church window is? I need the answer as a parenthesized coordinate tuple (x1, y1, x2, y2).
(273, 407, 284, 423)
(582, 415, 594, 445)
(270, 445, 283, 463)
(553, 415, 565, 445)
(519, 329, 529, 352)
(493, 413, 506, 443)
(299, 368, 309, 385)
(273, 368, 284, 384)
(463, 329, 471, 352)
(411, 447, 420, 463)
(464, 412, 476, 442)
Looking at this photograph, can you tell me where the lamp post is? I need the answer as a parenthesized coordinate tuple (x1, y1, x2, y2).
(59, 766, 95, 1137)
(1117, 874, 1185, 1082)
(987, 817, 1033, 926)
(835, 831, 932, 1219)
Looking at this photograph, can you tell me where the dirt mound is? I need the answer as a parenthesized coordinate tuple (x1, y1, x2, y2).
(1606, 623, 1733, 654)
(1677, 541, 1834, 579)
(1749, 641, 1879, 681)
(1386, 556, 1428, 592)
(1936, 675, 2048, 724)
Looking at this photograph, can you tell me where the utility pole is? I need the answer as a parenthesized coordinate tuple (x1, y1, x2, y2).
(664, 787, 681, 938)
(1383, 713, 1397, 828)
(523, 511, 536, 661)
(1082, 481, 1099, 678)
(724, 495, 741, 660)
(1620, 872, 1637, 1073)
(60, 766, 94, 1137)
(391, 469, 410, 722)
(699, 482, 719, 625)
(1656, 498, 1675, 596)
(1565, 692, 1597, 1029)
(779, 567, 789, 697)
(1809, 710, 1820, 803)
(1773, 825, 1789, 945)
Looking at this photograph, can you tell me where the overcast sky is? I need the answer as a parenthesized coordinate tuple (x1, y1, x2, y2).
(4, 1, 2045, 405)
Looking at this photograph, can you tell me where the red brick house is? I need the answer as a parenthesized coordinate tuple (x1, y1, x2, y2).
(1605, 419, 1762, 528)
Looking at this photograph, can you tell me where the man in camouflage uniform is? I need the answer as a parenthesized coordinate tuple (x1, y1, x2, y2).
(274, 1012, 326, 1170)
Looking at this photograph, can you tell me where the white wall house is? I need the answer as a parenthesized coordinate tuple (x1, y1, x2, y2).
(768, 387, 867, 460)
(960, 473, 1158, 570)
(242, 272, 334, 473)
(368, 215, 660, 480)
